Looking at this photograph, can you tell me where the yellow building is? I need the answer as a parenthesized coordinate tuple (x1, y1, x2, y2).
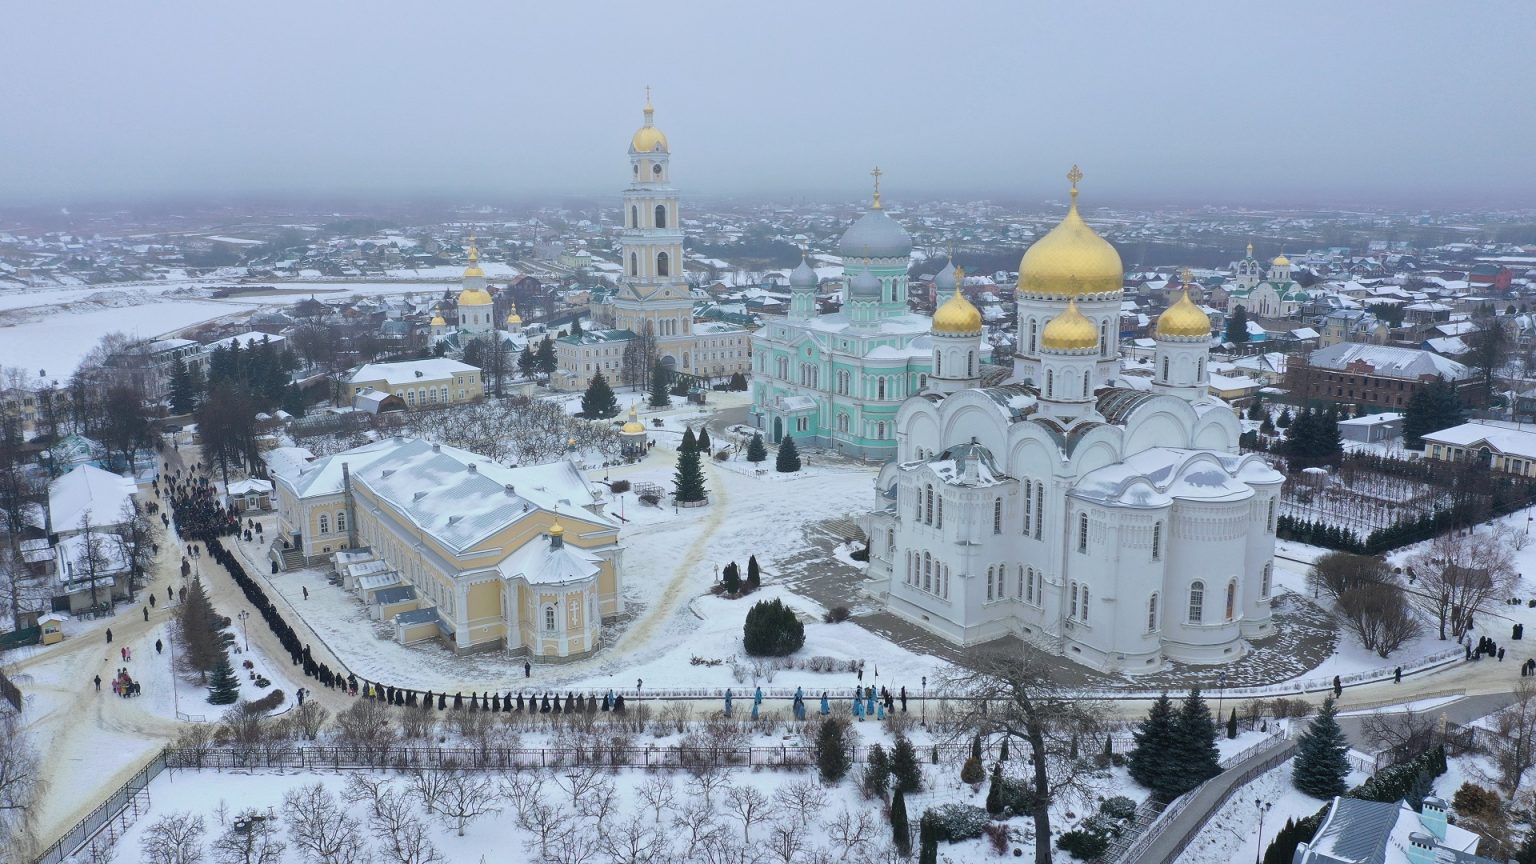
(347, 358, 483, 409)
(272, 437, 623, 660)
(1422, 421, 1536, 478)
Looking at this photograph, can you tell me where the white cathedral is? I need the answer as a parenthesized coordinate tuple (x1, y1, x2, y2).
(865, 168, 1283, 674)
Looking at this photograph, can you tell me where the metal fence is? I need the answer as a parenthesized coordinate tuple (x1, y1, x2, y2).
(33, 749, 167, 864)
(165, 740, 979, 773)
(0, 668, 21, 713)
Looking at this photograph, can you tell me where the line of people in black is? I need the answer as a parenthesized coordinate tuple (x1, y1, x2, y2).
(163, 463, 240, 543)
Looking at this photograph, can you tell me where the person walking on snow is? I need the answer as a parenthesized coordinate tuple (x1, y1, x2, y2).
(155, 639, 163, 655)
(143, 607, 149, 622)
(302, 586, 308, 600)
(105, 628, 112, 643)
(94, 675, 100, 692)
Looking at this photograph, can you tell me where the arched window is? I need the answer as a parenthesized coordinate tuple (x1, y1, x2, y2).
(1029, 319, 1037, 353)
(1069, 582, 1078, 619)
(876, 422, 886, 439)
(923, 553, 931, 591)
(993, 498, 1003, 534)
(1023, 480, 1032, 534)
(1083, 370, 1091, 395)
(656, 252, 669, 277)
(629, 252, 638, 276)
(1151, 522, 1162, 561)
(942, 565, 949, 599)
(925, 485, 933, 525)
(1267, 499, 1276, 532)
(837, 413, 849, 433)
(967, 352, 975, 377)
(1197, 358, 1204, 380)
(1081, 585, 1089, 622)
(1046, 369, 1054, 398)
(1100, 320, 1110, 357)
(545, 606, 557, 632)
(877, 378, 886, 400)
(1188, 581, 1205, 624)
(1161, 356, 1169, 381)
(318, 514, 330, 534)
(1018, 566, 1025, 599)
(1078, 512, 1089, 552)
(1147, 594, 1159, 632)
(1226, 581, 1237, 620)
(887, 528, 894, 552)
(654, 204, 667, 228)
(336, 512, 346, 532)
(1026, 568, 1035, 604)
(936, 496, 943, 529)
(986, 567, 994, 601)
(1261, 562, 1272, 598)
(630, 205, 638, 228)
(1035, 485, 1044, 538)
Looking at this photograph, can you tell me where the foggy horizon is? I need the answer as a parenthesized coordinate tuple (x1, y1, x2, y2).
(5, 1, 1534, 211)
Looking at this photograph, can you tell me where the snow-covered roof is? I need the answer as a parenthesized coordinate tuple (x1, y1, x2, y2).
(264, 446, 316, 480)
(1338, 412, 1403, 428)
(1071, 448, 1282, 509)
(1308, 343, 1471, 380)
(48, 465, 136, 533)
(346, 438, 613, 553)
(498, 534, 602, 586)
(226, 479, 272, 496)
(282, 439, 402, 498)
(349, 358, 478, 387)
(1422, 421, 1536, 461)
(57, 531, 130, 584)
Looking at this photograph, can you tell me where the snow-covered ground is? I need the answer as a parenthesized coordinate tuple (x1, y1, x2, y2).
(1172, 757, 1368, 864)
(0, 298, 236, 377)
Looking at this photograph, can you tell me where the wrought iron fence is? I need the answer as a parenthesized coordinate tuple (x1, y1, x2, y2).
(33, 749, 167, 864)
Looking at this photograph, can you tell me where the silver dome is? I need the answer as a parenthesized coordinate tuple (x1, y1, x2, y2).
(790, 257, 818, 289)
(837, 208, 913, 260)
(934, 261, 957, 291)
(848, 269, 883, 299)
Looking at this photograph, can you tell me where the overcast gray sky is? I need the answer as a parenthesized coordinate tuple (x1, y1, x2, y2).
(3, 0, 1533, 208)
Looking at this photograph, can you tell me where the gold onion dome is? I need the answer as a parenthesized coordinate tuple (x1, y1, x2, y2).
(621, 404, 645, 434)
(1271, 254, 1290, 267)
(1041, 299, 1098, 350)
(505, 305, 522, 325)
(549, 519, 565, 537)
(430, 312, 446, 326)
(1156, 290, 1210, 338)
(932, 267, 981, 334)
(462, 237, 485, 279)
(1018, 166, 1123, 298)
(630, 90, 668, 153)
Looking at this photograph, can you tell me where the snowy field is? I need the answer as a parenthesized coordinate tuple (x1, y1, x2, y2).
(0, 298, 237, 377)
(1171, 757, 1368, 864)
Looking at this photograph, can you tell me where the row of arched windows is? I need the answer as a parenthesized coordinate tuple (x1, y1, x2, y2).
(628, 204, 670, 229)
(627, 251, 671, 277)
(1022, 480, 1043, 538)
(903, 550, 950, 599)
(1021, 316, 1112, 356)
(1069, 581, 1089, 622)
(915, 484, 944, 528)
(317, 511, 346, 535)
(1184, 579, 1238, 624)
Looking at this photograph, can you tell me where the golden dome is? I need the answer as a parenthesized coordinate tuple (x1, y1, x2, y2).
(621, 404, 645, 434)
(1156, 290, 1210, 338)
(1017, 166, 1123, 299)
(505, 304, 522, 325)
(430, 313, 446, 326)
(549, 519, 564, 537)
(932, 267, 981, 334)
(1041, 299, 1098, 351)
(630, 93, 668, 153)
(1271, 254, 1290, 267)
(457, 287, 492, 305)
(463, 236, 485, 279)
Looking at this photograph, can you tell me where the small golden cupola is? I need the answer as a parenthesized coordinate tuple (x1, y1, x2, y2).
(630, 88, 668, 154)
(1017, 166, 1124, 299)
(1040, 298, 1098, 351)
(457, 236, 493, 306)
(429, 305, 446, 327)
(621, 403, 645, 434)
(1271, 254, 1290, 267)
(932, 266, 982, 334)
(1155, 269, 1211, 339)
(505, 302, 522, 327)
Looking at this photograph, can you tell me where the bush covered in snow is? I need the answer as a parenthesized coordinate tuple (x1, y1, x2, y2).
(925, 803, 989, 843)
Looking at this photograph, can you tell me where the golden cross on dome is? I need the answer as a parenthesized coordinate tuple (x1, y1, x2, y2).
(644, 85, 652, 108)
(1067, 164, 1083, 200)
(1181, 267, 1194, 285)
(870, 165, 883, 209)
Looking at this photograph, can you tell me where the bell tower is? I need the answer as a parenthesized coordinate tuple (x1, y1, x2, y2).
(614, 90, 693, 354)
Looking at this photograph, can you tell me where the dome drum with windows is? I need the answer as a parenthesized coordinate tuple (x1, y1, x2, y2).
(1017, 166, 1123, 299)
(1041, 299, 1098, 351)
(630, 90, 668, 154)
(932, 265, 981, 335)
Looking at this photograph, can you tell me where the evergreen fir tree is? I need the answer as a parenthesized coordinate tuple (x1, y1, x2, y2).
(729, 371, 749, 391)
(570, 318, 583, 336)
(1101, 734, 1114, 766)
(1292, 697, 1350, 799)
(746, 432, 767, 463)
(1277, 408, 1293, 428)
(169, 357, 198, 414)
(746, 555, 761, 590)
(680, 425, 697, 454)
(1227, 708, 1239, 740)
(1226, 305, 1250, 345)
(776, 434, 801, 473)
(815, 716, 852, 783)
(696, 426, 711, 455)
(518, 345, 536, 377)
(862, 743, 891, 799)
(535, 337, 557, 375)
(673, 433, 707, 503)
(648, 360, 671, 408)
(206, 652, 240, 705)
(890, 788, 911, 856)
(1129, 693, 1177, 796)
(985, 760, 1005, 815)
(721, 561, 741, 594)
(971, 735, 983, 762)
(1514, 823, 1536, 864)
(1173, 687, 1222, 793)
(890, 734, 923, 794)
(999, 738, 1010, 761)
(1247, 399, 1266, 421)
(1260, 416, 1276, 435)
(579, 371, 619, 419)
(918, 813, 939, 864)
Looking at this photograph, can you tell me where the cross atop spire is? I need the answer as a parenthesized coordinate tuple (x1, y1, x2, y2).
(870, 165, 883, 210)
(1067, 164, 1083, 202)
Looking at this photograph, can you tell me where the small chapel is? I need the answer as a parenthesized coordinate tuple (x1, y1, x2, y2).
(864, 168, 1283, 674)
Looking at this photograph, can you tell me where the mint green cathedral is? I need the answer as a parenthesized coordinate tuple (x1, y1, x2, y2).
(749, 170, 982, 458)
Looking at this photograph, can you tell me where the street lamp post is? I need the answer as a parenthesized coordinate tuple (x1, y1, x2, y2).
(237, 610, 250, 652)
(921, 676, 927, 727)
(1254, 799, 1272, 864)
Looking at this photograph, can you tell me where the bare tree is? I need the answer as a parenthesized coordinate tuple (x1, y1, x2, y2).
(1407, 530, 1517, 640)
(772, 778, 826, 826)
(113, 499, 160, 598)
(636, 774, 676, 825)
(1307, 551, 1391, 602)
(763, 817, 808, 864)
(670, 796, 722, 861)
(335, 698, 395, 752)
(1336, 582, 1422, 657)
(1359, 710, 1438, 766)
(141, 811, 207, 864)
(821, 807, 878, 859)
(281, 783, 367, 864)
(211, 808, 285, 864)
(69, 512, 115, 609)
(290, 701, 330, 742)
(698, 832, 749, 864)
(1488, 679, 1536, 796)
(342, 778, 441, 864)
(547, 825, 600, 864)
(601, 809, 671, 864)
(518, 797, 571, 859)
(938, 648, 1106, 864)
(722, 784, 773, 844)
(426, 768, 500, 837)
